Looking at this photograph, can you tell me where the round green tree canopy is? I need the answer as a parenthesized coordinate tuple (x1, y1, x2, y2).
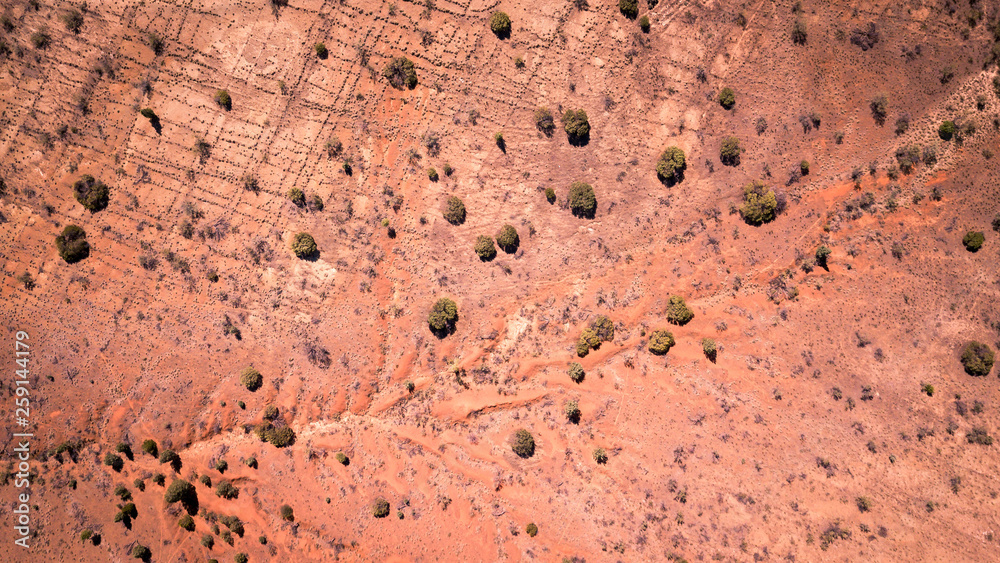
(961, 341, 994, 376)
(496, 224, 519, 253)
(656, 146, 686, 185)
(489, 11, 511, 37)
(290, 232, 318, 259)
(740, 181, 778, 225)
(648, 330, 675, 355)
(474, 235, 496, 261)
(56, 225, 90, 263)
(428, 298, 458, 333)
(569, 181, 597, 218)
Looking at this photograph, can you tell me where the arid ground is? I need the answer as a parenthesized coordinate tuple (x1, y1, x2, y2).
(2, 0, 1000, 561)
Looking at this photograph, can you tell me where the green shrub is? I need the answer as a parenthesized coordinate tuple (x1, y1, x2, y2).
(718, 87, 736, 109)
(31, 29, 50, 49)
(80, 529, 93, 542)
(372, 497, 391, 518)
(564, 400, 581, 423)
(494, 131, 505, 150)
(214, 90, 231, 110)
(591, 315, 614, 341)
(382, 56, 417, 90)
(938, 120, 955, 140)
(314, 43, 327, 58)
(967, 427, 994, 445)
(474, 235, 497, 261)
(201, 535, 214, 548)
(216, 481, 239, 499)
(569, 181, 597, 218)
(335, 452, 349, 465)
(256, 424, 295, 447)
(962, 231, 984, 251)
(291, 232, 318, 259)
(103, 452, 124, 471)
(870, 95, 887, 125)
(443, 196, 466, 225)
(739, 181, 778, 225)
(534, 107, 555, 136)
(666, 295, 694, 325)
(921, 383, 934, 396)
(200, 475, 211, 487)
(428, 297, 458, 333)
(791, 19, 807, 44)
(215, 459, 228, 472)
(280, 504, 294, 521)
(234, 554, 248, 563)
(562, 109, 590, 145)
(496, 224, 519, 253)
(702, 337, 717, 361)
(63, 9, 84, 32)
(639, 15, 650, 32)
(56, 225, 90, 263)
(240, 367, 263, 391)
(593, 448, 608, 464)
(512, 429, 535, 458)
(427, 168, 438, 181)
(618, 0, 638, 19)
(140, 108, 157, 120)
(720, 136, 741, 166)
(961, 341, 995, 376)
(545, 187, 556, 203)
(263, 405, 279, 420)
(526, 522, 538, 537)
(131, 544, 151, 559)
(115, 442, 132, 458)
(816, 245, 831, 267)
(647, 330, 674, 355)
(159, 449, 181, 470)
(656, 146, 686, 185)
(577, 328, 600, 357)
(287, 187, 305, 207)
(146, 32, 164, 55)
(152, 473, 165, 486)
(567, 362, 585, 383)
(443, 163, 453, 176)
(856, 496, 872, 512)
(800, 160, 810, 175)
(246, 456, 257, 468)
(164, 479, 195, 504)
(179, 514, 195, 531)
(489, 11, 511, 38)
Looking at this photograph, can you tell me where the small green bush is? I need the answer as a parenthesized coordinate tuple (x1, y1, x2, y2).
(593, 447, 608, 464)
(816, 245, 831, 267)
(870, 95, 888, 125)
(577, 328, 600, 357)
(656, 146, 686, 185)
(152, 473, 165, 486)
(256, 424, 295, 447)
(140, 108, 157, 120)
(856, 496, 872, 512)
(702, 337, 717, 361)
(962, 231, 984, 251)
(240, 367, 263, 391)
(591, 315, 614, 341)
(720, 136, 742, 166)
(216, 481, 239, 499)
(103, 452, 124, 471)
(564, 400, 581, 423)
(569, 181, 597, 218)
(159, 449, 181, 470)
(639, 15, 650, 32)
(428, 297, 459, 333)
(526, 522, 538, 537)
(921, 383, 934, 397)
(497, 224, 519, 253)
(263, 405, 279, 420)
(383, 56, 417, 89)
(739, 181, 778, 225)
(489, 11, 511, 38)
(512, 429, 535, 458)
(280, 504, 294, 521)
(56, 225, 90, 263)
(164, 479, 195, 504)
(291, 232, 318, 259)
(287, 187, 305, 207)
(314, 43, 327, 58)
(648, 330, 675, 355)
(800, 160, 810, 175)
(534, 107, 555, 136)
(335, 452, 349, 465)
(567, 362, 585, 383)
(967, 427, 994, 445)
(200, 475, 211, 487)
(618, 0, 638, 19)
(562, 109, 590, 145)
(718, 87, 736, 109)
(179, 514, 195, 531)
(63, 10, 84, 33)
(427, 168, 438, 181)
(214, 89, 231, 110)
(939, 120, 955, 140)
(666, 295, 694, 325)
(443, 196, 466, 225)
(545, 187, 556, 203)
(372, 497, 391, 518)
(80, 529, 93, 542)
(961, 341, 995, 376)
(131, 544, 151, 559)
(215, 459, 228, 472)
(234, 554, 248, 563)
(474, 235, 497, 261)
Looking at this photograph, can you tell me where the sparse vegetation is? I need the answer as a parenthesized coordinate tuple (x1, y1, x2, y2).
(869, 95, 888, 125)
(372, 497, 391, 518)
(648, 330, 675, 355)
(960, 341, 994, 377)
(618, 0, 638, 19)
(718, 87, 735, 109)
(280, 504, 294, 521)
(291, 232, 318, 259)
(568, 181, 597, 218)
(593, 448, 608, 464)
(496, 224, 520, 253)
(740, 181, 780, 225)
(656, 146, 686, 185)
(240, 367, 263, 391)
(512, 429, 535, 458)
(666, 295, 694, 325)
(526, 523, 538, 537)
(562, 109, 590, 145)
(428, 298, 459, 334)
(56, 225, 90, 263)
(383, 56, 417, 89)
(939, 120, 955, 141)
(214, 89, 231, 110)
(443, 196, 466, 225)
(534, 107, 555, 136)
(474, 235, 497, 261)
(702, 338, 717, 361)
(639, 15, 650, 32)
(568, 362, 585, 383)
(791, 19, 807, 44)
(720, 136, 741, 166)
(314, 43, 327, 58)
(962, 231, 984, 252)
(489, 11, 511, 38)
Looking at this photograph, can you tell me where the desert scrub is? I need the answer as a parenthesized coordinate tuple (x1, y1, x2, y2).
(159, 449, 181, 470)
(55, 225, 90, 263)
(666, 295, 694, 325)
(512, 429, 535, 458)
(647, 330, 675, 355)
(562, 109, 590, 145)
(240, 367, 263, 391)
(545, 187, 556, 203)
(131, 544, 151, 559)
(489, 11, 511, 38)
(576, 328, 600, 357)
(372, 497, 391, 518)
(290, 232, 318, 259)
(382, 56, 417, 89)
(961, 341, 994, 376)
(702, 338, 717, 361)
(938, 120, 955, 140)
(164, 479, 195, 504)
(816, 245, 831, 267)
(314, 43, 327, 58)
(656, 146, 686, 185)
(103, 452, 123, 471)
(496, 224, 519, 253)
(618, 0, 638, 19)
(569, 181, 597, 218)
(428, 297, 458, 334)
(474, 235, 497, 261)
(718, 87, 736, 109)
(962, 231, 984, 252)
(280, 504, 294, 521)
(855, 496, 872, 512)
(593, 447, 608, 464)
(590, 315, 614, 341)
(567, 362, 585, 383)
(720, 136, 741, 166)
(564, 400, 581, 423)
(791, 19, 807, 44)
(215, 481, 239, 499)
(287, 187, 306, 207)
(526, 523, 538, 537)
(178, 514, 195, 531)
(534, 107, 555, 136)
(335, 452, 349, 465)
(73, 174, 108, 213)
(639, 15, 650, 32)
(255, 423, 295, 447)
(443, 196, 466, 225)
(427, 167, 438, 181)
(214, 89, 231, 110)
(740, 181, 779, 225)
